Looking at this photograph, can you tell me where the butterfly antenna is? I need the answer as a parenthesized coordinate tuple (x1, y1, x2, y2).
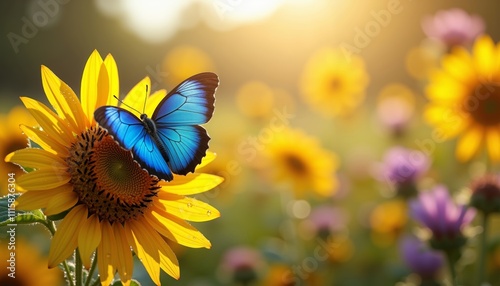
(143, 85, 149, 114)
(113, 95, 143, 115)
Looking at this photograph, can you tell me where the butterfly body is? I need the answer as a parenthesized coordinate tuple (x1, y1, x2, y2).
(94, 72, 219, 182)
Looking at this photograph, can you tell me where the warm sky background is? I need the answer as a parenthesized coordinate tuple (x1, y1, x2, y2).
(1, 0, 499, 111)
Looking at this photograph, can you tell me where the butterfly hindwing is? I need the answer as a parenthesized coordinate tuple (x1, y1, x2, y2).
(94, 106, 173, 181)
(156, 125, 210, 175)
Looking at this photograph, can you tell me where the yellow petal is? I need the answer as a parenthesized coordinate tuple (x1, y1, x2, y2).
(17, 168, 70, 190)
(161, 173, 223, 195)
(48, 205, 87, 268)
(426, 70, 468, 104)
(486, 128, 500, 162)
(81, 50, 104, 124)
(16, 185, 70, 210)
(95, 62, 110, 111)
(129, 218, 179, 280)
(45, 187, 78, 216)
(104, 54, 119, 106)
(423, 105, 467, 139)
(122, 77, 151, 114)
(442, 47, 475, 84)
(20, 125, 69, 157)
(5, 148, 66, 170)
(125, 221, 161, 285)
(20, 97, 73, 145)
(157, 193, 220, 222)
(196, 151, 216, 169)
(473, 35, 496, 77)
(78, 214, 101, 268)
(456, 126, 484, 161)
(97, 220, 116, 286)
(147, 207, 211, 249)
(145, 89, 166, 117)
(112, 223, 133, 284)
(41, 65, 88, 130)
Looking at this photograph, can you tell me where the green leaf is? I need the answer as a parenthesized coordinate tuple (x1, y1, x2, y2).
(130, 279, 141, 286)
(0, 195, 46, 226)
(47, 208, 71, 221)
(111, 280, 141, 286)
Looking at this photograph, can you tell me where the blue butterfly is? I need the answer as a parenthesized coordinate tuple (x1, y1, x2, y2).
(94, 72, 219, 182)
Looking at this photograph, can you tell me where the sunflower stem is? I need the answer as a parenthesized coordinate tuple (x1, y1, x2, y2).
(85, 254, 98, 286)
(476, 212, 489, 286)
(76, 249, 83, 286)
(45, 219, 76, 286)
(279, 189, 301, 263)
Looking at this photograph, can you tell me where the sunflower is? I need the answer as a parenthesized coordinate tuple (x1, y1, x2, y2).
(0, 239, 63, 286)
(425, 35, 500, 162)
(162, 44, 215, 87)
(5, 50, 222, 285)
(0, 106, 37, 195)
(370, 199, 408, 247)
(263, 128, 338, 197)
(300, 47, 369, 117)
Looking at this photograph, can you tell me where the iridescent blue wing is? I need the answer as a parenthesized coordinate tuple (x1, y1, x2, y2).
(153, 72, 218, 175)
(94, 106, 174, 181)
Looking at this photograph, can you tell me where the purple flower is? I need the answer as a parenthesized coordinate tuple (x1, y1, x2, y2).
(379, 147, 429, 186)
(422, 8, 485, 48)
(400, 235, 444, 279)
(410, 186, 476, 241)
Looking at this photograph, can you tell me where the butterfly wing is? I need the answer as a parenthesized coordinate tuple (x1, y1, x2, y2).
(94, 106, 174, 181)
(153, 72, 218, 175)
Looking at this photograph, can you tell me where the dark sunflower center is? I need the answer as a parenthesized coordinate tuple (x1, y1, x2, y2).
(329, 76, 343, 93)
(467, 83, 500, 126)
(66, 126, 160, 224)
(283, 153, 308, 176)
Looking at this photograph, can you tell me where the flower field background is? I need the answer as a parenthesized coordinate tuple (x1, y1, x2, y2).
(2, 0, 500, 285)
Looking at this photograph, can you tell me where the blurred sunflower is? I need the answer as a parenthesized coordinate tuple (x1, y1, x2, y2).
(236, 81, 275, 120)
(425, 35, 500, 162)
(5, 50, 222, 285)
(0, 106, 36, 195)
(370, 199, 408, 246)
(0, 239, 63, 286)
(300, 47, 369, 117)
(263, 264, 321, 286)
(163, 45, 215, 86)
(264, 128, 339, 197)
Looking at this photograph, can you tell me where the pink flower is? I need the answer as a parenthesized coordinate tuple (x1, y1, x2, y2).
(410, 186, 476, 241)
(222, 246, 263, 272)
(422, 8, 485, 48)
(308, 205, 346, 237)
